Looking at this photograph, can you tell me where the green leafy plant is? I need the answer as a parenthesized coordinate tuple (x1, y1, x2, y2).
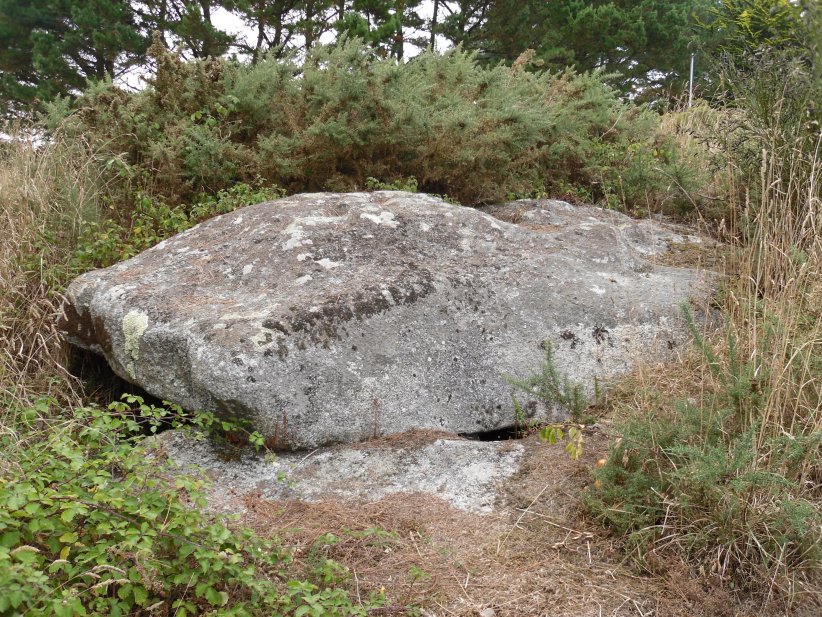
(365, 176, 419, 192)
(71, 182, 284, 272)
(539, 424, 585, 461)
(106, 393, 266, 452)
(0, 397, 377, 616)
(507, 341, 590, 458)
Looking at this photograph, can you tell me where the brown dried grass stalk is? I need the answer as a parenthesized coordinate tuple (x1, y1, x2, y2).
(0, 125, 115, 409)
(597, 128, 822, 607)
(733, 141, 822, 442)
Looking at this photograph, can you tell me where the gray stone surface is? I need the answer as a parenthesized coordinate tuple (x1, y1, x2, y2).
(58, 192, 711, 448)
(151, 429, 524, 514)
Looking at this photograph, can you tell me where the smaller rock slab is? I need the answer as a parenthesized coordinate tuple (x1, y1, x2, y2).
(152, 430, 524, 514)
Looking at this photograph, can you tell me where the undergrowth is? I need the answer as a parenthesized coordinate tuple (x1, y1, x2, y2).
(0, 397, 378, 616)
(586, 49, 822, 609)
(507, 341, 589, 460)
(72, 182, 285, 271)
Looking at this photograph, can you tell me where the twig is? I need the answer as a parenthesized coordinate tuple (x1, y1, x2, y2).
(497, 482, 552, 555)
(513, 508, 594, 538)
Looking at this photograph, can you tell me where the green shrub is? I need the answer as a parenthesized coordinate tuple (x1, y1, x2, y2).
(587, 40, 822, 602)
(587, 302, 822, 595)
(507, 341, 588, 421)
(45, 38, 699, 212)
(507, 341, 590, 459)
(0, 397, 377, 616)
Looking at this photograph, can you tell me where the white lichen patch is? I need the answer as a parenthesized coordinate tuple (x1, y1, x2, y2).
(221, 308, 272, 321)
(295, 274, 313, 285)
(250, 332, 275, 347)
(283, 216, 343, 250)
(122, 310, 149, 379)
(297, 253, 313, 262)
(283, 224, 310, 250)
(242, 264, 254, 276)
(380, 288, 395, 305)
(360, 211, 399, 228)
(589, 285, 606, 295)
(317, 258, 340, 269)
(479, 212, 504, 230)
(419, 222, 432, 232)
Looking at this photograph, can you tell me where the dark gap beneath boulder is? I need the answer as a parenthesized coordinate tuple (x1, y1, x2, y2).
(459, 425, 524, 442)
(67, 346, 179, 434)
(68, 347, 159, 406)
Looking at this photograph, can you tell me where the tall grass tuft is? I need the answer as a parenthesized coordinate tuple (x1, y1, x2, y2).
(0, 125, 116, 406)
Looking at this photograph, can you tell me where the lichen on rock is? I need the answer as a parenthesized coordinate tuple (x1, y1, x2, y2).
(122, 310, 149, 379)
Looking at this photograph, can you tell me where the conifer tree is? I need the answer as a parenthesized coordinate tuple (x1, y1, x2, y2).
(335, 0, 423, 59)
(434, 0, 491, 48)
(231, 0, 301, 61)
(472, 0, 710, 98)
(0, 0, 148, 116)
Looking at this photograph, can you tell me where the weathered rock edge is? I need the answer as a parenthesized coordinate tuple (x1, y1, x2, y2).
(58, 192, 711, 448)
(150, 429, 524, 514)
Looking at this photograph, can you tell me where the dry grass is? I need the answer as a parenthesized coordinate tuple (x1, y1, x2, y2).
(732, 146, 822, 441)
(590, 131, 822, 611)
(0, 125, 117, 406)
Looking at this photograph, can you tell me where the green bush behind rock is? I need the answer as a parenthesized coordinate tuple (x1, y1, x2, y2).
(46, 37, 699, 214)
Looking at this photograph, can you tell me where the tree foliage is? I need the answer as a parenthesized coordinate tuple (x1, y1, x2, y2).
(0, 0, 149, 116)
(335, 0, 424, 59)
(703, 0, 806, 57)
(6, 0, 795, 115)
(471, 0, 711, 98)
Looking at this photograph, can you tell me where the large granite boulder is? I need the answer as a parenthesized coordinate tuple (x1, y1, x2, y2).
(58, 192, 710, 448)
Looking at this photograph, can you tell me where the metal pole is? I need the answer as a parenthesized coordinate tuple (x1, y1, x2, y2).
(688, 53, 695, 108)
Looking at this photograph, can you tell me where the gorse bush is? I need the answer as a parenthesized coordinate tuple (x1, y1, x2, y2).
(506, 341, 588, 421)
(587, 306, 822, 589)
(46, 37, 700, 213)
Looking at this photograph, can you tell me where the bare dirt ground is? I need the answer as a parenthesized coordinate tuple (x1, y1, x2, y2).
(235, 427, 777, 617)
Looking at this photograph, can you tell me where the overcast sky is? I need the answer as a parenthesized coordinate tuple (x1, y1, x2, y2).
(119, 3, 447, 90)
(211, 1, 448, 57)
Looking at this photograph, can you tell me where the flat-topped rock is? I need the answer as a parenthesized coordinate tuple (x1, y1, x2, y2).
(58, 192, 711, 448)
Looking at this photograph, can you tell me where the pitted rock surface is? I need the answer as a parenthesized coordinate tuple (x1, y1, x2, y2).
(58, 192, 711, 448)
